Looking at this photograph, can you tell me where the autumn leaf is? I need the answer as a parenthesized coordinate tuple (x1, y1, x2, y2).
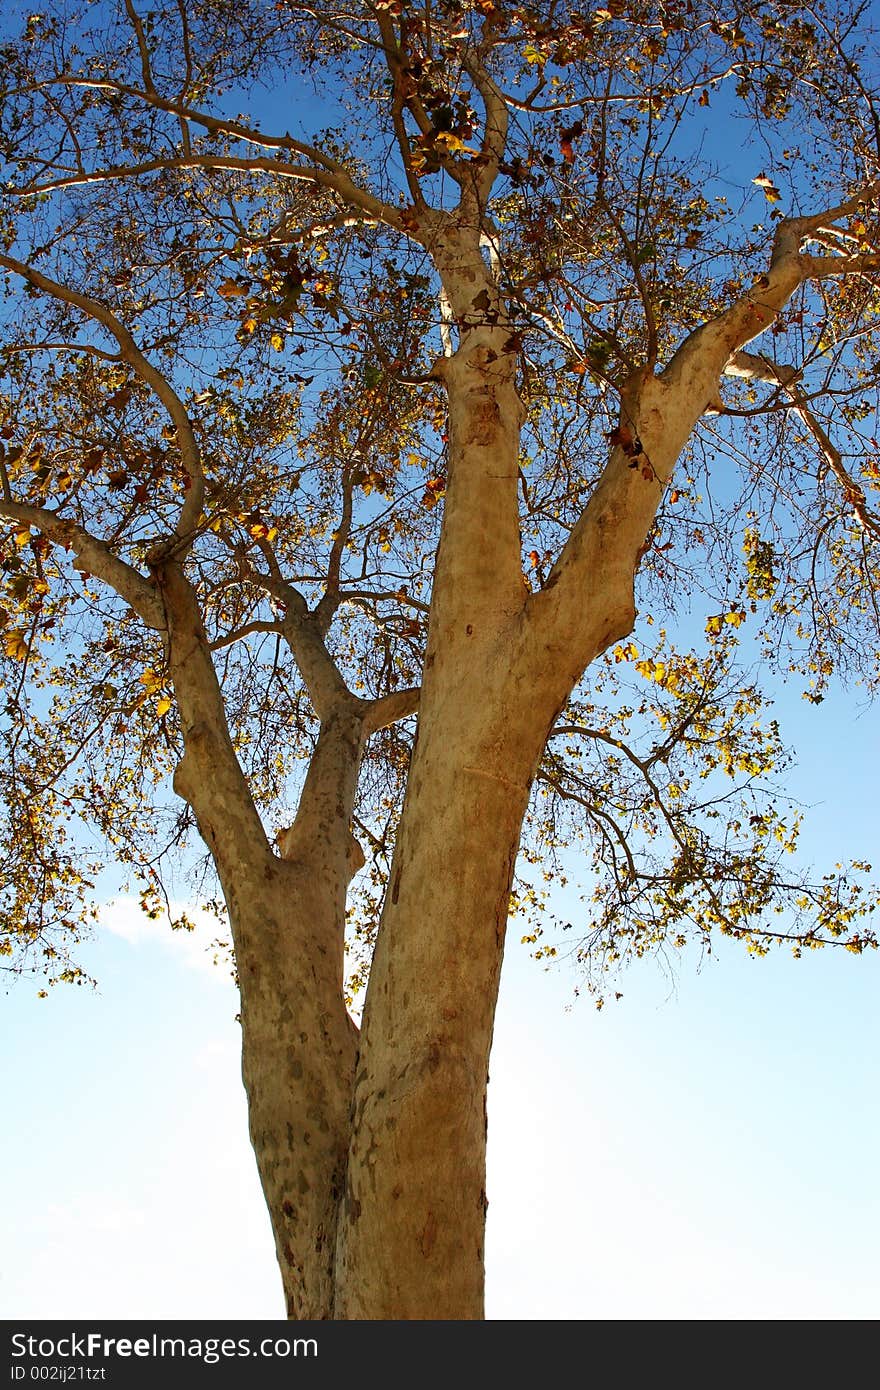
(139, 668, 163, 695)
(608, 424, 633, 450)
(706, 611, 745, 636)
(4, 629, 29, 661)
(608, 424, 643, 457)
(559, 120, 583, 165)
(753, 173, 782, 203)
(421, 476, 446, 509)
(217, 278, 248, 298)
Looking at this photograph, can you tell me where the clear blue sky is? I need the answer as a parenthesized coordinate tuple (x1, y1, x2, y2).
(2, 678, 878, 1320)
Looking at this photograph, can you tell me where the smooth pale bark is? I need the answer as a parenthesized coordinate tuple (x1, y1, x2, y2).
(332, 232, 638, 1316)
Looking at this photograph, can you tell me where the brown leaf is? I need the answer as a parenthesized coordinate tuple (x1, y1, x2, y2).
(608, 425, 643, 457)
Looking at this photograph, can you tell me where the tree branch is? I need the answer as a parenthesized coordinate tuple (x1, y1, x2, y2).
(209, 619, 282, 652)
(0, 500, 165, 629)
(14, 136, 407, 235)
(528, 182, 880, 676)
(0, 252, 205, 547)
(362, 686, 420, 736)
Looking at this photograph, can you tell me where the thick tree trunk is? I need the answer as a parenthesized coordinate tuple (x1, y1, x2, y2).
(160, 561, 360, 1317)
(331, 231, 632, 1314)
(234, 868, 357, 1318)
(333, 701, 537, 1318)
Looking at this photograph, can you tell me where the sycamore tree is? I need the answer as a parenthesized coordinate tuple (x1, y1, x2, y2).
(2, 0, 880, 1319)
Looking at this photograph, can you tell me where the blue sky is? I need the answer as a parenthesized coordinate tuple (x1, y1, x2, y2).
(2, 677, 878, 1321)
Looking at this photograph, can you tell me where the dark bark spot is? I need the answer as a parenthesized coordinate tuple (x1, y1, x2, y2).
(391, 1185, 403, 1200)
(315, 1224, 325, 1253)
(466, 624, 473, 635)
(298, 1170, 311, 1195)
(282, 1199, 295, 1218)
(391, 867, 402, 904)
(419, 1211, 438, 1257)
(283, 1242, 296, 1267)
(426, 1041, 441, 1072)
(289, 1058, 303, 1080)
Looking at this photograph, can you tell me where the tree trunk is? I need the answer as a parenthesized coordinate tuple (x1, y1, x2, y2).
(331, 235, 627, 1313)
(333, 699, 536, 1317)
(160, 234, 654, 1316)
(234, 867, 357, 1319)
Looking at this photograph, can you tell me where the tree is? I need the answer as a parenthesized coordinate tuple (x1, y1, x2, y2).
(1, 0, 879, 1319)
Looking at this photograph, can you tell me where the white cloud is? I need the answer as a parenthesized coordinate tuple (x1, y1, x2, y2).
(97, 896, 234, 982)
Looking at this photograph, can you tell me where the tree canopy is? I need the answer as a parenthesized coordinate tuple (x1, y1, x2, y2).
(3, 0, 878, 991)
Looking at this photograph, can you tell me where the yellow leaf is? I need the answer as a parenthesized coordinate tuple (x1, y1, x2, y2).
(14, 529, 31, 548)
(156, 695, 172, 717)
(217, 278, 248, 298)
(4, 629, 28, 660)
(139, 667, 163, 694)
(270, 331, 284, 352)
(705, 614, 723, 635)
(724, 610, 745, 627)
